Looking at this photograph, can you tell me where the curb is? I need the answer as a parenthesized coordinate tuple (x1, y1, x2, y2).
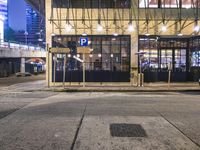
(31, 88, 200, 93)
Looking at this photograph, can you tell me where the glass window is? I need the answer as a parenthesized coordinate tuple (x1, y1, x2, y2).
(161, 0, 179, 8)
(191, 51, 200, 67)
(139, 0, 158, 8)
(160, 49, 172, 70)
(53, 0, 130, 8)
(174, 49, 186, 72)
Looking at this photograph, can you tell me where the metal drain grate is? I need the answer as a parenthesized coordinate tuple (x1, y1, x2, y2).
(110, 123, 147, 137)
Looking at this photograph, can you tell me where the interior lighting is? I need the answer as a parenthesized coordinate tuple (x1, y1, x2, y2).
(161, 24, 167, 32)
(67, 54, 71, 58)
(194, 25, 200, 32)
(127, 23, 134, 32)
(97, 24, 103, 32)
(82, 32, 87, 36)
(65, 23, 72, 32)
(177, 33, 183, 36)
(145, 33, 150, 36)
(113, 32, 118, 36)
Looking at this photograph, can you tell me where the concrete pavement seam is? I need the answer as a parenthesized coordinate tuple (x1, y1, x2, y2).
(70, 104, 87, 150)
(154, 108, 200, 148)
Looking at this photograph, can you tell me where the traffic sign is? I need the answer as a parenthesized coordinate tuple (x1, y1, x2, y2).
(80, 37, 88, 47)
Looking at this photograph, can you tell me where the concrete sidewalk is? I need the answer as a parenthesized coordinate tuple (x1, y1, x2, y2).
(44, 82, 200, 92)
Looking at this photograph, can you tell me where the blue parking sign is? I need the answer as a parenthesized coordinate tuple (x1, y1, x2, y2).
(80, 37, 88, 47)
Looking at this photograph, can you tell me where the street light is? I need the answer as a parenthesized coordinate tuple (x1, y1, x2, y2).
(24, 31, 28, 45)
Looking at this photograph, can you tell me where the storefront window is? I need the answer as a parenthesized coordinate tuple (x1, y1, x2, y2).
(160, 49, 172, 70)
(174, 49, 186, 72)
(52, 35, 130, 82)
(191, 50, 200, 67)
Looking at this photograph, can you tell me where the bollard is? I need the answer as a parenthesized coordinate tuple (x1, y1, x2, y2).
(199, 78, 200, 86)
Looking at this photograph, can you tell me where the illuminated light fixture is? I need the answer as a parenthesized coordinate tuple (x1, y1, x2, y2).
(110, 54, 114, 58)
(113, 32, 118, 36)
(127, 23, 134, 32)
(77, 54, 80, 58)
(51, 33, 56, 36)
(185, 5, 191, 9)
(82, 32, 87, 36)
(112, 38, 116, 41)
(65, 23, 72, 32)
(177, 33, 183, 36)
(38, 38, 43, 42)
(89, 54, 93, 58)
(161, 24, 167, 32)
(98, 54, 102, 57)
(67, 54, 71, 58)
(194, 25, 200, 32)
(145, 33, 150, 36)
(57, 37, 62, 41)
(97, 24, 103, 32)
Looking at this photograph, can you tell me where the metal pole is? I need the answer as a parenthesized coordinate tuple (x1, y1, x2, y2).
(63, 54, 66, 88)
(53, 55, 56, 88)
(168, 62, 172, 89)
(47, 44, 50, 88)
(83, 47, 86, 87)
(168, 70, 171, 89)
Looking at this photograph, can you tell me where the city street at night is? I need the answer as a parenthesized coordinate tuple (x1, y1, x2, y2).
(1, 0, 200, 149)
(0, 80, 200, 150)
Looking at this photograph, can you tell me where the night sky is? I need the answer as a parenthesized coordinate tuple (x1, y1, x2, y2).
(8, 0, 26, 31)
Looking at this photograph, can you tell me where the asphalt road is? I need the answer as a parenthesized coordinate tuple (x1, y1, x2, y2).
(0, 82, 200, 150)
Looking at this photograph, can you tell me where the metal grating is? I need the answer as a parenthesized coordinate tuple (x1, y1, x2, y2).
(110, 123, 147, 137)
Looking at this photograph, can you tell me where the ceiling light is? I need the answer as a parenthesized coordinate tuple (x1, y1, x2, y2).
(97, 24, 103, 32)
(127, 23, 134, 32)
(67, 54, 71, 58)
(161, 24, 167, 32)
(89, 54, 93, 58)
(113, 32, 118, 36)
(177, 33, 183, 36)
(194, 25, 200, 32)
(51, 33, 56, 36)
(65, 23, 72, 32)
(110, 54, 114, 58)
(145, 33, 150, 36)
(98, 54, 102, 57)
(82, 32, 87, 36)
(77, 54, 80, 58)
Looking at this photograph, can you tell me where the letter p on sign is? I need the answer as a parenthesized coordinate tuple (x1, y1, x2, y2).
(80, 37, 88, 47)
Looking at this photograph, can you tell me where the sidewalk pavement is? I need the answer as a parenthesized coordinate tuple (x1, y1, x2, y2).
(43, 82, 200, 92)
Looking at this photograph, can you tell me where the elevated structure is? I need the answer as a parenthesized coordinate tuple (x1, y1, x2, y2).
(0, 41, 46, 77)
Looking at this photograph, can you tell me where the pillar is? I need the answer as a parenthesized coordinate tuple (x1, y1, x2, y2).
(20, 58, 25, 74)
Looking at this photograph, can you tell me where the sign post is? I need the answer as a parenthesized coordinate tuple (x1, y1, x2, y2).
(80, 37, 88, 87)
(53, 55, 57, 89)
(63, 54, 66, 88)
(135, 52, 147, 87)
(168, 62, 172, 89)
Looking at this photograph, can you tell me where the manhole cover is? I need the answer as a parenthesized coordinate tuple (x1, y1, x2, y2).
(110, 123, 147, 137)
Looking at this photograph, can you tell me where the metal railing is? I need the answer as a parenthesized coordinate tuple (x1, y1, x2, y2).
(0, 39, 45, 51)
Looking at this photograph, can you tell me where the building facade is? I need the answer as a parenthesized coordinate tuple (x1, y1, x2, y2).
(45, 0, 200, 86)
(0, 0, 8, 40)
(26, 3, 45, 46)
